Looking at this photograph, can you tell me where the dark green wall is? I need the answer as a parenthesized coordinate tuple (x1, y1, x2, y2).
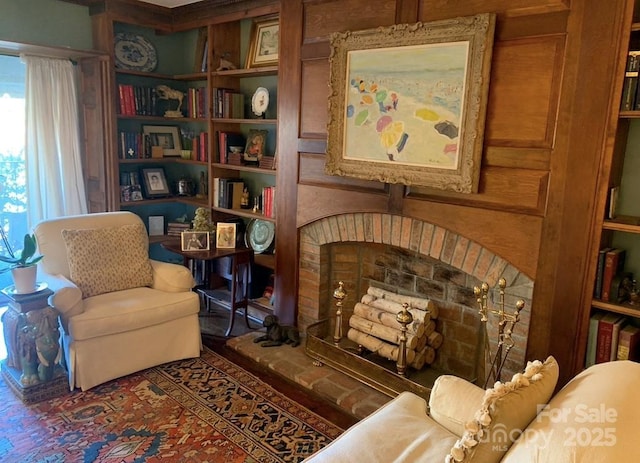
(0, 0, 93, 50)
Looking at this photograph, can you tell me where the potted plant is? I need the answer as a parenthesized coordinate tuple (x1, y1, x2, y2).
(0, 233, 44, 294)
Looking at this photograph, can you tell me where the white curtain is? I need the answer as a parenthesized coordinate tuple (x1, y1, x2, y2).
(22, 55, 87, 229)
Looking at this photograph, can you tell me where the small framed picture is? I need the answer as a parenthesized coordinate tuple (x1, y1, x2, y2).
(141, 167, 170, 198)
(181, 231, 210, 251)
(143, 125, 182, 157)
(246, 16, 279, 68)
(216, 223, 237, 249)
(244, 129, 268, 164)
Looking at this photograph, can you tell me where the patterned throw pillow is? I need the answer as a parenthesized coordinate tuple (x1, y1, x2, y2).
(444, 356, 559, 463)
(62, 223, 154, 298)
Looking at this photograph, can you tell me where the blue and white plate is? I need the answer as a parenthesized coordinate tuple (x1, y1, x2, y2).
(245, 219, 275, 254)
(114, 33, 158, 72)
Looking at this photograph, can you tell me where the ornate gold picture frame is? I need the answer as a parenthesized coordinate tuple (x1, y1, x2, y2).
(325, 14, 496, 193)
(246, 16, 279, 68)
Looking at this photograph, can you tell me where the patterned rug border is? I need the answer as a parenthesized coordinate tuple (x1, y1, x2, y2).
(0, 346, 344, 463)
(143, 347, 344, 461)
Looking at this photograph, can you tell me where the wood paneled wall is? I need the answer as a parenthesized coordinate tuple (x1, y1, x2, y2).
(276, 0, 629, 385)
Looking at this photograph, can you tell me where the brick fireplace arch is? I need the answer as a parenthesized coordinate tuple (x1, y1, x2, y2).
(298, 212, 534, 381)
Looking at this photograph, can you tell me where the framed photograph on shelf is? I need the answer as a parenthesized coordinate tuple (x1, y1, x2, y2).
(325, 14, 495, 194)
(140, 167, 170, 198)
(181, 231, 210, 251)
(243, 129, 268, 164)
(216, 223, 237, 249)
(246, 16, 279, 68)
(143, 125, 182, 157)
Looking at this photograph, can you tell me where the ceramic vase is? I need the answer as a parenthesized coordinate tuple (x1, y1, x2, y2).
(11, 265, 37, 294)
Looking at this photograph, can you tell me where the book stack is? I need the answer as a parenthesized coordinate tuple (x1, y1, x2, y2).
(213, 178, 244, 209)
(167, 221, 191, 237)
(586, 312, 640, 367)
(620, 50, 640, 111)
(259, 155, 275, 170)
(262, 186, 275, 218)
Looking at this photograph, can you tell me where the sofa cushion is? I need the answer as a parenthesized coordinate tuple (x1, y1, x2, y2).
(303, 391, 458, 463)
(62, 223, 153, 298)
(502, 360, 640, 463)
(68, 286, 200, 341)
(445, 356, 558, 463)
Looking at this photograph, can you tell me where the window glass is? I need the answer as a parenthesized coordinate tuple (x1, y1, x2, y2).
(0, 55, 27, 299)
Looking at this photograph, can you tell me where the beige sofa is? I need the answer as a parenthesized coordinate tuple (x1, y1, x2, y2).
(304, 357, 640, 462)
(34, 211, 201, 391)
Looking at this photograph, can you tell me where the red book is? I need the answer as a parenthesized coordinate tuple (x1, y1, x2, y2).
(617, 325, 640, 361)
(596, 313, 624, 363)
(199, 131, 207, 162)
(601, 248, 625, 302)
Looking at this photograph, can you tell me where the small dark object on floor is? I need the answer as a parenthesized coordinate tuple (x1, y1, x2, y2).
(254, 315, 300, 347)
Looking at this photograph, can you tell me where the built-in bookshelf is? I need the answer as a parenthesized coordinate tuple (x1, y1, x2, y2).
(586, 12, 640, 367)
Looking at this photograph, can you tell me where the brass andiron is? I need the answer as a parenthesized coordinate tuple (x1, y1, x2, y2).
(474, 278, 525, 388)
(333, 281, 346, 346)
(395, 303, 413, 376)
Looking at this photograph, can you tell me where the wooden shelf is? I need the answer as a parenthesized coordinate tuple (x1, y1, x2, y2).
(592, 299, 640, 318)
(212, 66, 277, 78)
(213, 117, 277, 125)
(211, 162, 276, 175)
(602, 215, 640, 233)
(254, 253, 275, 270)
(212, 206, 275, 222)
(115, 69, 207, 81)
(120, 196, 208, 208)
(117, 114, 206, 123)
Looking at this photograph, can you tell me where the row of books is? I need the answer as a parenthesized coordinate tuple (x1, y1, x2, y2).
(213, 178, 246, 209)
(620, 50, 640, 111)
(262, 186, 275, 218)
(586, 312, 640, 366)
(212, 87, 245, 119)
(593, 246, 626, 302)
(190, 131, 209, 162)
(185, 87, 208, 119)
(117, 130, 208, 161)
(117, 84, 208, 118)
(217, 131, 246, 164)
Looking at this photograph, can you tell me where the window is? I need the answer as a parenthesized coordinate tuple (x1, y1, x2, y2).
(0, 55, 27, 299)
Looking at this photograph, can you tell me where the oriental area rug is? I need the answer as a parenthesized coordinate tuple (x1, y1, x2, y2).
(0, 347, 343, 463)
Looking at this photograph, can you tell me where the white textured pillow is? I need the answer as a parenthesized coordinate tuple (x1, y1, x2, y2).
(445, 356, 559, 463)
(62, 223, 153, 298)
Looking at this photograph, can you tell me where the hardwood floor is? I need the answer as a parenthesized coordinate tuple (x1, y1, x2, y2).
(202, 333, 359, 430)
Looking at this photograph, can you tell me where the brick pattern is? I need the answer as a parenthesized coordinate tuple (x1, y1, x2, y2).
(298, 213, 534, 382)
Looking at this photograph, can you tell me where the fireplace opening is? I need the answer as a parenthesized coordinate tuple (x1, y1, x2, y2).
(299, 213, 533, 395)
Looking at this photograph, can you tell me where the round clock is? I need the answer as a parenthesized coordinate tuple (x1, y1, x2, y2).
(251, 87, 270, 117)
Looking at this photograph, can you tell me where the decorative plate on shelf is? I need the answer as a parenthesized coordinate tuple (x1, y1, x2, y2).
(114, 33, 158, 72)
(251, 87, 269, 117)
(245, 219, 275, 254)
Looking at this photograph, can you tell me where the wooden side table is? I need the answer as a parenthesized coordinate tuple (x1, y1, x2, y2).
(1, 285, 69, 404)
(162, 240, 255, 336)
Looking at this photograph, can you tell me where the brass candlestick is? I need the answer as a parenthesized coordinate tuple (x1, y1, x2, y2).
(396, 303, 413, 376)
(474, 278, 525, 387)
(333, 281, 346, 346)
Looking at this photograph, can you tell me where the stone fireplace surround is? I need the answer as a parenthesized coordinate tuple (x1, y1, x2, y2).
(298, 213, 533, 386)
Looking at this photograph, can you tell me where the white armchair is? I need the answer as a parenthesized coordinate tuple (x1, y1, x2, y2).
(34, 211, 201, 391)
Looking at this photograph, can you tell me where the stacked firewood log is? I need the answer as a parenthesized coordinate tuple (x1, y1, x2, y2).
(347, 286, 442, 370)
